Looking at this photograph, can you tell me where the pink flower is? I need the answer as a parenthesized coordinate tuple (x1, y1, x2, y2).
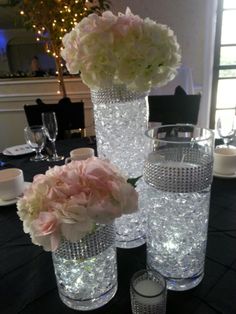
(110, 180, 138, 214)
(31, 212, 60, 251)
(77, 11, 117, 36)
(16, 157, 139, 251)
(113, 7, 143, 37)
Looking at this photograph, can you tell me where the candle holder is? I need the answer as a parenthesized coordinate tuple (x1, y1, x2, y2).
(130, 269, 167, 314)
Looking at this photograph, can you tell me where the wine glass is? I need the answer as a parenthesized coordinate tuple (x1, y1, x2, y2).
(24, 125, 47, 161)
(41, 111, 64, 161)
(217, 116, 235, 147)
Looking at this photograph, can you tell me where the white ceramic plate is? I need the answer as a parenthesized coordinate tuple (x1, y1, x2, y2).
(213, 172, 236, 179)
(0, 182, 31, 206)
(2, 144, 34, 156)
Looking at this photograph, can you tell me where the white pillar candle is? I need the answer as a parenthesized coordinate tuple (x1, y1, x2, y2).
(134, 279, 164, 305)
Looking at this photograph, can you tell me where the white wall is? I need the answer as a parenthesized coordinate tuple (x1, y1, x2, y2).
(111, 0, 218, 127)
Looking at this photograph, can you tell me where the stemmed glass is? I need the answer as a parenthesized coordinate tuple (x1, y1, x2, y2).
(24, 125, 47, 161)
(41, 111, 64, 161)
(217, 116, 235, 147)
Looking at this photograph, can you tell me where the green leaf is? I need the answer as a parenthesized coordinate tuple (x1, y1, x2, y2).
(127, 175, 142, 187)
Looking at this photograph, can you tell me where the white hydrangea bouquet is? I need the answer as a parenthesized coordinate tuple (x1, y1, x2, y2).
(17, 157, 138, 252)
(61, 7, 181, 92)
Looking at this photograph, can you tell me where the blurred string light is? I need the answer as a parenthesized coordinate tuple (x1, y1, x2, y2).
(19, 0, 110, 96)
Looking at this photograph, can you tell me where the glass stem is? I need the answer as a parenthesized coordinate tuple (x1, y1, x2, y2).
(35, 149, 41, 159)
(224, 138, 229, 147)
(52, 141, 58, 157)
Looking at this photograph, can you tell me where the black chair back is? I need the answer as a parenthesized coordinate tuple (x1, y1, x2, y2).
(148, 86, 201, 125)
(24, 98, 85, 140)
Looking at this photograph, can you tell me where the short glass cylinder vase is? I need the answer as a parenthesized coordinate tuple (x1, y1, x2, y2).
(144, 124, 214, 291)
(91, 85, 149, 249)
(130, 269, 167, 314)
(52, 223, 117, 311)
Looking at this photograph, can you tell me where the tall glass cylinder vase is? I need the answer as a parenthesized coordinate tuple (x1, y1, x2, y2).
(91, 85, 149, 248)
(144, 124, 214, 291)
(52, 223, 117, 311)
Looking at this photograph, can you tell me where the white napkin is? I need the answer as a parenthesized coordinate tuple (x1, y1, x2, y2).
(3, 144, 33, 156)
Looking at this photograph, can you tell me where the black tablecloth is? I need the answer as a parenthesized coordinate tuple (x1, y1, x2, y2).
(0, 138, 236, 314)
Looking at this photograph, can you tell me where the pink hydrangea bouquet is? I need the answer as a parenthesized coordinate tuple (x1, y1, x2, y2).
(17, 157, 138, 252)
(61, 7, 181, 92)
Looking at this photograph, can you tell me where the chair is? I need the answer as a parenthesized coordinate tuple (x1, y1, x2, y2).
(24, 98, 86, 140)
(148, 86, 201, 125)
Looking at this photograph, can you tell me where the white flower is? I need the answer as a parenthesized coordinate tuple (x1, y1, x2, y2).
(61, 7, 181, 92)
